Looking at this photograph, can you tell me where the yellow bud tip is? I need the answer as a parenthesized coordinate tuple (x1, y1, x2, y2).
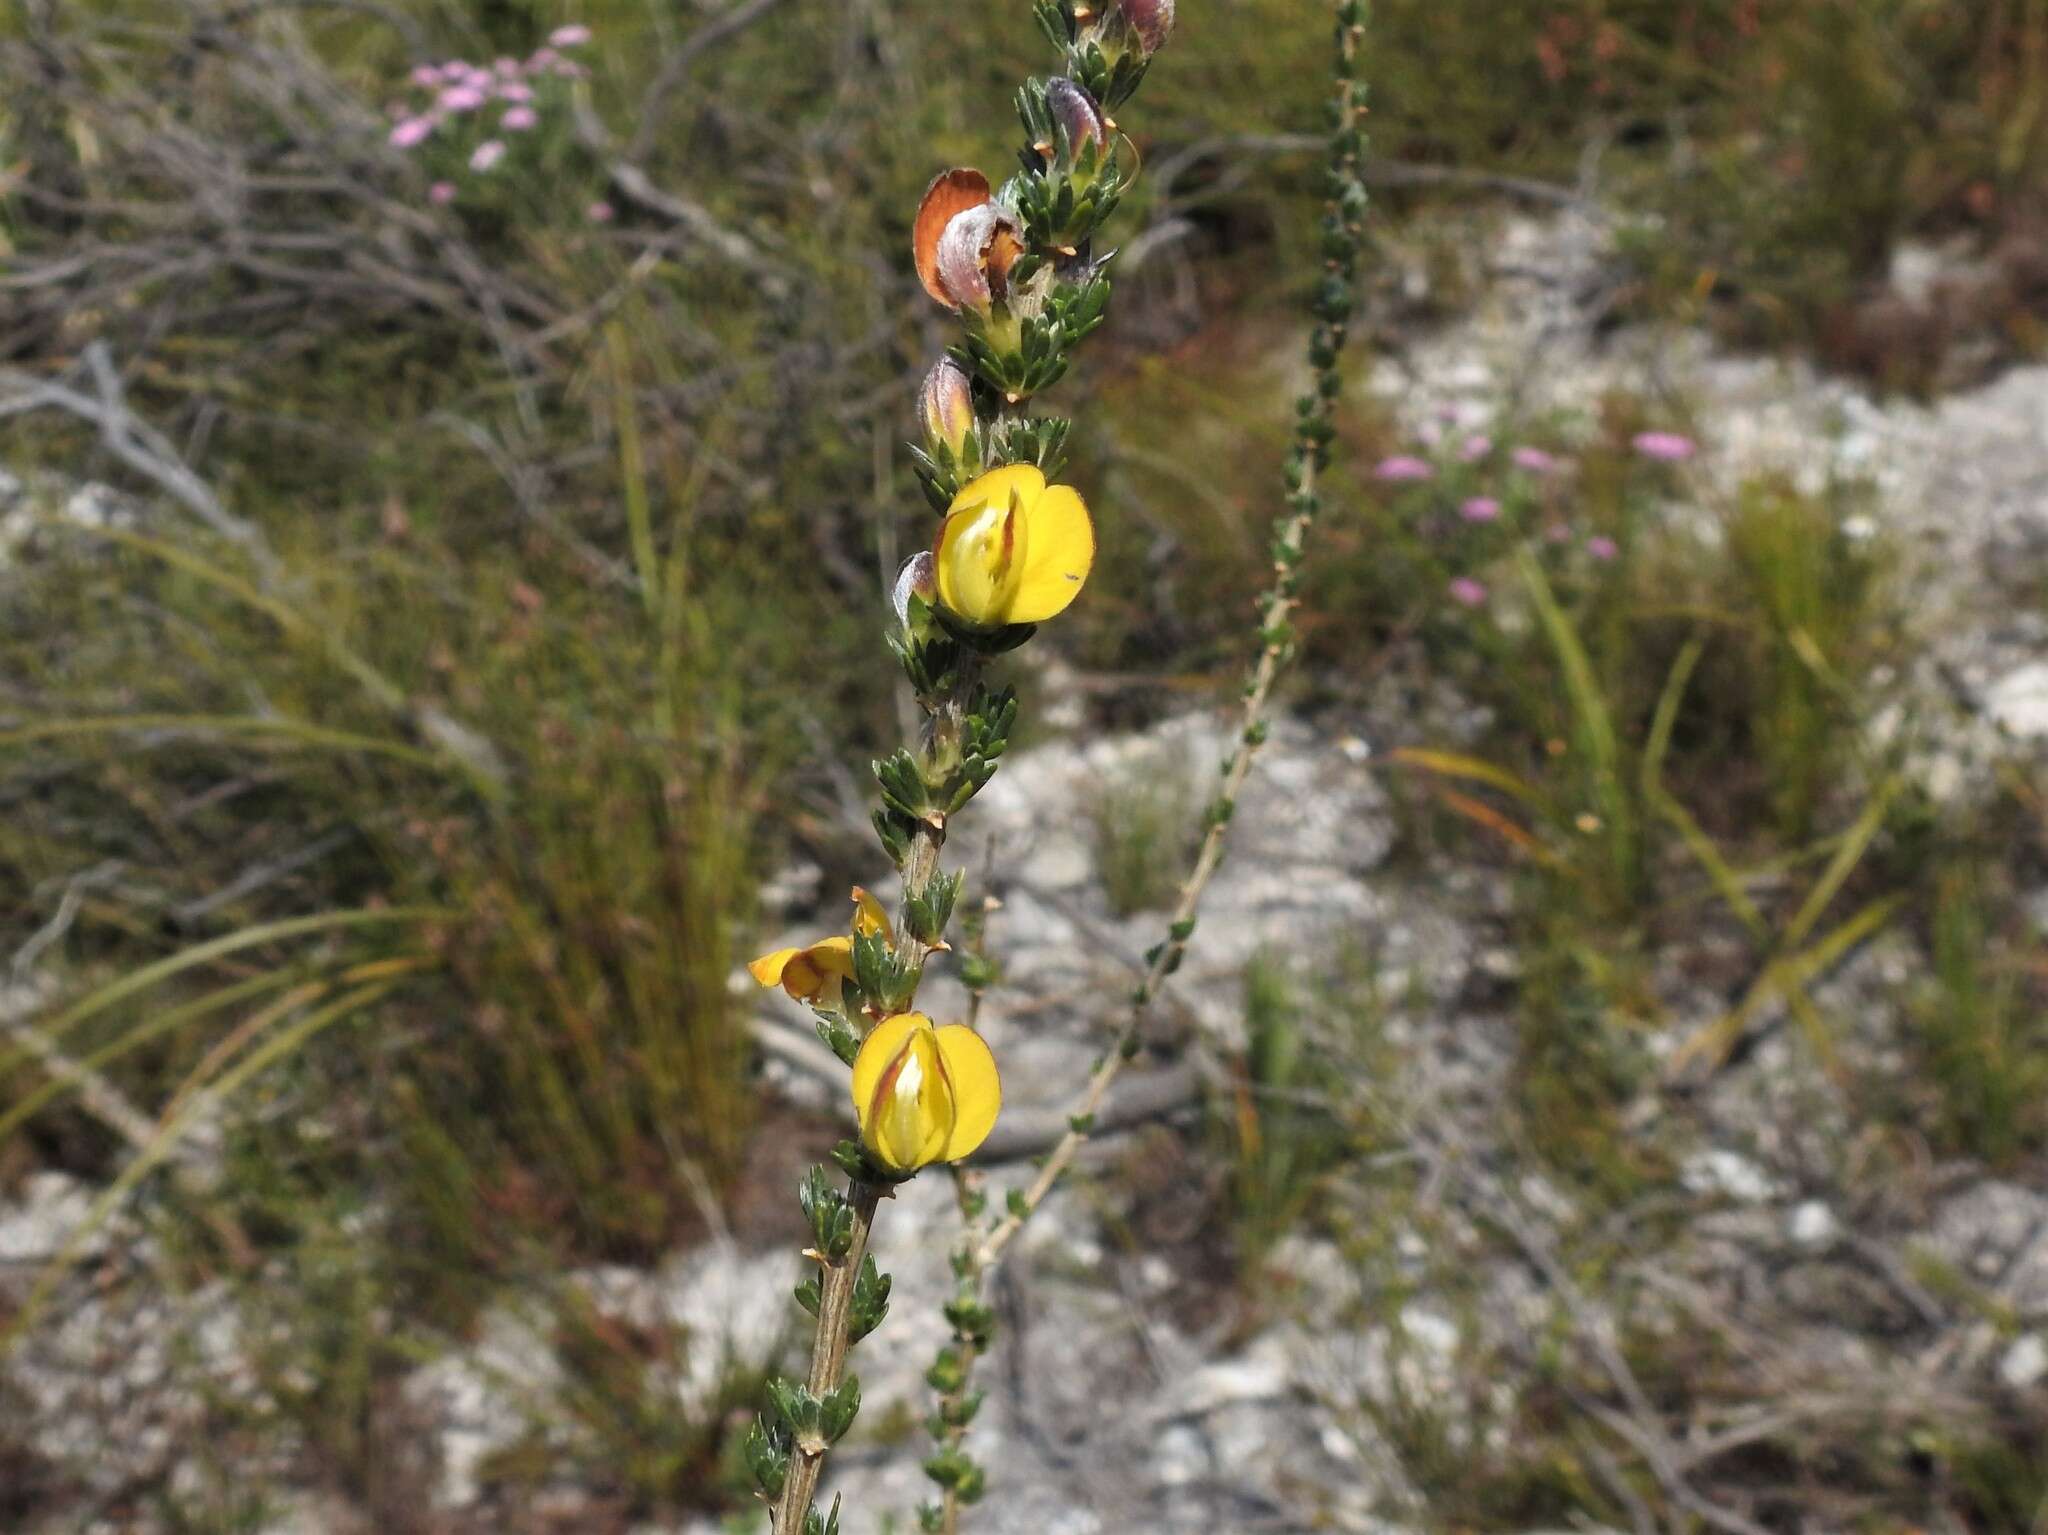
(850, 886, 892, 940)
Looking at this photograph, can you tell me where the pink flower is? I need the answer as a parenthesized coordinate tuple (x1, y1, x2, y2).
(1544, 521, 1571, 543)
(549, 23, 592, 46)
(409, 65, 441, 87)
(1374, 455, 1435, 483)
(586, 201, 615, 223)
(1586, 536, 1619, 561)
(497, 81, 533, 102)
(1448, 577, 1489, 608)
(501, 105, 538, 131)
(1460, 497, 1501, 523)
(495, 56, 522, 77)
(469, 139, 506, 172)
(526, 47, 559, 71)
(438, 84, 486, 112)
(428, 180, 457, 205)
(1512, 446, 1559, 474)
(550, 59, 589, 77)
(388, 116, 435, 148)
(1459, 434, 1492, 462)
(1633, 431, 1697, 462)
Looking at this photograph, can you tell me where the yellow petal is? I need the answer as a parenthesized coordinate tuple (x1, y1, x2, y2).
(851, 1012, 927, 1125)
(877, 1028, 956, 1171)
(748, 947, 802, 987)
(853, 1013, 957, 1173)
(934, 1025, 1001, 1161)
(778, 937, 854, 1002)
(850, 887, 892, 941)
(1003, 483, 1094, 624)
(935, 490, 1027, 627)
(808, 936, 856, 975)
(947, 464, 1046, 522)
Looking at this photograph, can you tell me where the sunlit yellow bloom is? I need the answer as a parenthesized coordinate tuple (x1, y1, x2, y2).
(933, 465, 1094, 628)
(748, 936, 855, 1005)
(850, 1012, 1001, 1174)
(748, 888, 895, 1006)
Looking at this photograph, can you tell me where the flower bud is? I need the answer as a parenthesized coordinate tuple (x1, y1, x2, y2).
(892, 550, 937, 631)
(1045, 77, 1107, 160)
(1118, 0, 1175, 54)
(851, 1012, 1001, 1174)
(918, 358, 976, 458)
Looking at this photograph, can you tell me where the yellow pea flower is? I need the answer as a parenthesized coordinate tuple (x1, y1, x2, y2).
(933, 465, 1095, 628)
(748, 888, 894, 1007)
(850, 1012, 1001, 1174)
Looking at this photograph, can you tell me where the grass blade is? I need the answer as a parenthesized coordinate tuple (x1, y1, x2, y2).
(1, 980, 396, 1354)
(5, 907, 445, 1060)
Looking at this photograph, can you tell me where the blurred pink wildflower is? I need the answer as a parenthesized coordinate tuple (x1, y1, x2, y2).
(1586, 535, 1619, 561)
(1460, 496, 1501, 523)
(501, 106, 539, 131)
(586, 201, 615, 223)
(438, 85, 487, 112)
(1374, 455, 1435, 482)
(428, 181, 457, 205)
(1448, 577, 1489, 608)
(389, 116, 435, 148)
(550, 24, 592, 46)
(1459, 434, 1492, 462)
(470, 139, 506, 172)
(1511, 446, 1558, 474)
(1632, 431, 1697, 462)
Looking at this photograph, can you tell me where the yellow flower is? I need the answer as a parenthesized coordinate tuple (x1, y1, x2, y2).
(850, 1012, 1001, 1174)
(933, 465, 1095, 628)
(747, 888, 893, 1007)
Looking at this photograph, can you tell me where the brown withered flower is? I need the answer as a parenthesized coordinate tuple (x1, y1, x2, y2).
(912, 169, 1025, 312)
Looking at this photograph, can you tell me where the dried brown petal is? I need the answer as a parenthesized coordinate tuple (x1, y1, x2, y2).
(913, 169, 993, 305)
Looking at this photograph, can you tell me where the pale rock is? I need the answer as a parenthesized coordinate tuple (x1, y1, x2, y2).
(1985, 662, 2048, 741)
(1682, 1149, 1781, 1204)
(1788, 1200, 1841, 1250)
(1999, 1333, 2048, 1392)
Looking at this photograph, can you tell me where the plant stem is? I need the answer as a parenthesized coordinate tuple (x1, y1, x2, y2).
(975, 0, 1371, 1270)
(774, 1178, 883, 1533)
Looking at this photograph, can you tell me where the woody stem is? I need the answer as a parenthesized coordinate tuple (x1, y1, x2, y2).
(774, 1179, 883, 1534)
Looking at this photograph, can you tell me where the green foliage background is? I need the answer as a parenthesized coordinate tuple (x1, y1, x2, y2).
(2, 0, 2045, 1525)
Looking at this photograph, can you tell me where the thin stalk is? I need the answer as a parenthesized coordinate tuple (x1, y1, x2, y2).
(770, 654, 980, 1533)
(773, 1180, 883, 1532)
(977, 0, 1370, 1271)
